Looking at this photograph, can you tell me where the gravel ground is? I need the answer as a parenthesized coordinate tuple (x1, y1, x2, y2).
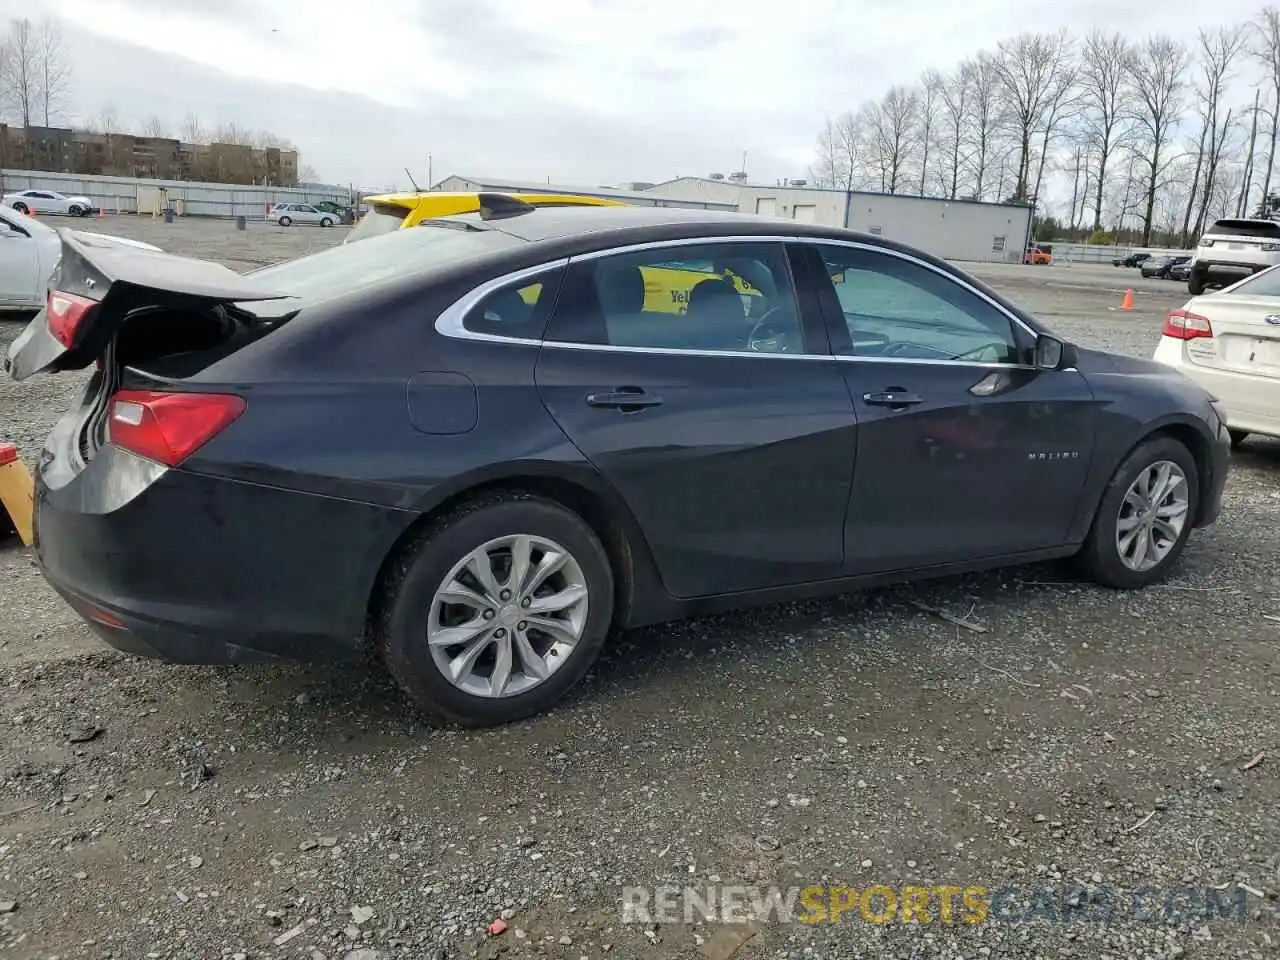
(1, 219, 1278, 959)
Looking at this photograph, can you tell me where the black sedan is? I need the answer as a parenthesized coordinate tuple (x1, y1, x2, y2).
(1140, 254, 1192, 279)
(6, 202, 1230, 726)
(1113, 252, 1152, 268)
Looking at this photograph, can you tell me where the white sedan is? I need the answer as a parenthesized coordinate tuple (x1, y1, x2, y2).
(0, 205, 160, 313)
(1152, 264, 1280, 447)
(268, 203, 337, 227)
(2, 189, 96, 217)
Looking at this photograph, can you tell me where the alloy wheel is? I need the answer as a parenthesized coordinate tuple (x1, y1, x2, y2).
(427, 534, 589, 698)
(1115, 460, 1190, 573)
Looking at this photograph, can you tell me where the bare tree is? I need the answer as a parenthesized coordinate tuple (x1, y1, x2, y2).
(298, 163, 319, 183)
(141, 115, 170, 138)
(935, 61, 972, 199)
(96, 104, 120, 136)
(180, 111, 206, 143)
(811, 117, 845, 188)
(992, 29, 1075, 201)
(1080, 31, 1134, 230)
(867, 85, 921, 194)
(1185, 26, 1248, 238)
(833, 111, 864, 191)
(917, 70, 942, 196)
(34, 18, 70, 126)
(1254, 6, 1280, 210)
(965, 52, 1003, 199)
(1127, 35, 1189, 244)
(0, 18, 39, 127)
(1031, 55, 1080, 202)
(212, 121, 253, 145)
(1238, 90, 1263, 215)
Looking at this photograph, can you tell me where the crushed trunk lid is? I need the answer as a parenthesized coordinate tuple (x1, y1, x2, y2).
(4, 230, 288, 382)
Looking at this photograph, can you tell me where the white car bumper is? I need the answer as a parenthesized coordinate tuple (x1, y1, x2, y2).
(1154, 335, 1280, 438)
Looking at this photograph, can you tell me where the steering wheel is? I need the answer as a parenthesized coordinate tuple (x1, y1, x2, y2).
(953, 342, 1009, 363)
(748, 305, 794, 353)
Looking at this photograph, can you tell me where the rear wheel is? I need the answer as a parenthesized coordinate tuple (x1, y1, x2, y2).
(1079, 437, 1199, 589)
(68, 204, 84, 216)
(378, 493, 615, 726)
(1188, 269, 1206, 295)
(1229, 430, 1249, 449)
(278, 215, 292, 226)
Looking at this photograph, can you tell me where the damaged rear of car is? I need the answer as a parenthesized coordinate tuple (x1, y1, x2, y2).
(5, 224, 526, 664)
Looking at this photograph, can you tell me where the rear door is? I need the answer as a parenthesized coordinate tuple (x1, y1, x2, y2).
(804, 240, 1096, 573)
(535, 238, 857, 599)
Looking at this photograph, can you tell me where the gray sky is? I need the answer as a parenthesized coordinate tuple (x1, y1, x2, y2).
(4, 0, 1269, 192)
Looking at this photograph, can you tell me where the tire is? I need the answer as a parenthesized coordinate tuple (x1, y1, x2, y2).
(320, 216, 333, 228)
(378, 493, 615, 727)
(1188, 270, 1206, 296)
(12, 202, 28, 215)
(278, 216, 292, 226)
(68, 204, 83, 217)
(1229, 430, 1249, 449)
(1078, 436, 1199, 589)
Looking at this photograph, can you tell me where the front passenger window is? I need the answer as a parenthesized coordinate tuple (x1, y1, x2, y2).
(817, 247, 1020, 364)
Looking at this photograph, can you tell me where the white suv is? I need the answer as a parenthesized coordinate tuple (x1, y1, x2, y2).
(1189, 218, 1280, 294)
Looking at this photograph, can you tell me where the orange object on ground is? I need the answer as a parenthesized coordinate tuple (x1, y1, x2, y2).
(0, 444, 35, 546)
(1121, 289, 1134, 311)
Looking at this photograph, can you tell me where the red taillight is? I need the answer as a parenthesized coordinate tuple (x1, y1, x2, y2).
(107, 390, 246, 467)
(1163, 309, 1214, 341)
(46, 290, 98, 348)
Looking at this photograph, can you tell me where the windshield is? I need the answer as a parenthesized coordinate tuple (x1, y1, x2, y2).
(237, 223, 524, 317)
(1224, 265, 1280, 297)
(345, 202, 411, 244)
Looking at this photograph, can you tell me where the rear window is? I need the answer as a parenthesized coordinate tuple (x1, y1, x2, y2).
(1204, 219, 1280, 239)
(236, 223, 524, 317)
(346, 202, 410, 244)
(1222, 265, 1280, 297)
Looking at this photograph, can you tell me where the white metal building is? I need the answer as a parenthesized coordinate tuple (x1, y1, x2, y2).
(644, 177, 1032, 263)
(432, 174, 737, 211)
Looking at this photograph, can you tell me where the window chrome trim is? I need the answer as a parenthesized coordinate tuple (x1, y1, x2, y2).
(433, 258, 570, 343)
(433, 234, 1048, 368)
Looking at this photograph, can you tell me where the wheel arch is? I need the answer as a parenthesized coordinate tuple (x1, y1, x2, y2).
(362, 464, 670, 655)
(1088, 416, 1217, 530)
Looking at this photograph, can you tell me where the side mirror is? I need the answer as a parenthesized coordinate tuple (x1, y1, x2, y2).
(1034, 334, 1077, 370)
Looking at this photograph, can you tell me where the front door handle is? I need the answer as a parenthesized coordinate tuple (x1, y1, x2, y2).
(586, 389, 664, 410)
(863, 390, 923, 407)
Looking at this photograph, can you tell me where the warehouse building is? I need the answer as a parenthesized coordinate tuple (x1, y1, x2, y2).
(432, 174, 737, 210)
(432, 173, 1031, 263)
(643, 177, 1032, 263)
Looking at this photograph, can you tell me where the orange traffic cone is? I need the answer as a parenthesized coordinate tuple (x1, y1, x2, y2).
(0, 443, 34, 546)
(1121, 289, 1134, 311)
(98, 205, 104, 219)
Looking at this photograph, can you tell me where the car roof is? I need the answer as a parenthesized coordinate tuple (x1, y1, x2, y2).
(428, 203, 864, 245)
(363, 190, 625, 212)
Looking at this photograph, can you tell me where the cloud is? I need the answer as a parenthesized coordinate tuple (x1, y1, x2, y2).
(0, 0, 1269, 198)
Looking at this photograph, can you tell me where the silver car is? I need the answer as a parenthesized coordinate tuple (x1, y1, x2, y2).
(268, 203, 337, 228)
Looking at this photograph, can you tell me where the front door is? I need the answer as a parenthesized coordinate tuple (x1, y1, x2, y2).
(536, 239, 856, 599)
(805, 241, 1097, 573)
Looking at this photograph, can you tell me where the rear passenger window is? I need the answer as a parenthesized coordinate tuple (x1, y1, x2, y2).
(546, 242, 804, 354)
(462, 270, 559, 339)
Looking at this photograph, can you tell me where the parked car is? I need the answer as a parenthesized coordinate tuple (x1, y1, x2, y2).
(268, 203, 338, 227)
(0, 204, 160, 313)
(1188, 218, 1280, 294)
(3, 189, 96, 217)
(1023, 245, 1052, 265)
(1113, 252, 1152, 268)
(1153, 264, 1280, 447)
(1167, 259, 1193, 282)
(1140, 255, 1192, 279)
(6, 204, 1229, 726)
(346, 190, 625, 244)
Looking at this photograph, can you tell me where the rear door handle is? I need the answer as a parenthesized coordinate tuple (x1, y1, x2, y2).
(863, 390, 923, 407)
(586, 390, 664, 410)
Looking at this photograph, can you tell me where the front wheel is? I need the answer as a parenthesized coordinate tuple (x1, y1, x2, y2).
(12, 202, 28, 215)
(378, 493, 615, 726)
(320, 216, 333, 228)
(68, 204, 84, 217)
(278, 215, 292, 226)
(1078, 437, 1199, 589)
